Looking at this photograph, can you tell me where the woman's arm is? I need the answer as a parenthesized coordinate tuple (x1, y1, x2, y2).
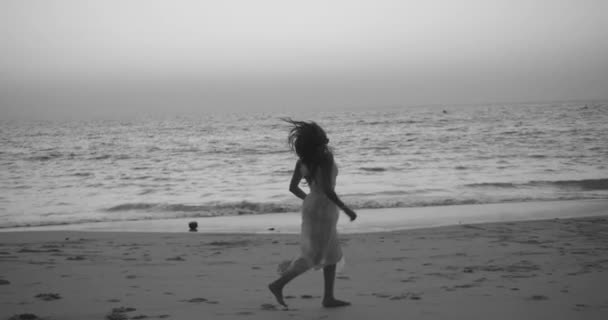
(289, 160, 307, 200)
(320, 162, 357, 221)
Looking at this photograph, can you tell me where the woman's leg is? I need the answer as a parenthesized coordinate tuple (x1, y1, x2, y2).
(269, 258, 309, 307)
(322, 264, 351, 307)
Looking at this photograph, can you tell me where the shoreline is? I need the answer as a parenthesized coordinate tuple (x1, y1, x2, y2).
(1, 199, 607, 234)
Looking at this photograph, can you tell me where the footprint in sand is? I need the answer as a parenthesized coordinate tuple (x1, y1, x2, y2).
(111, 307, 137, 313)
(400, 276, 417, 283)
(183, 297, 208, 303)
(106, 307, 136, 320)
(0, 279, 10, 285)
(474, 277, 487, 283)
(260, 303, 278, 310)
(34, 293, 61, 301)
(181, 297, 219, 304)
(166, 256, 185, 261)
(8, 314, 41, 320)
(376, 292, 422, 301)
(528, 295, 549, 301)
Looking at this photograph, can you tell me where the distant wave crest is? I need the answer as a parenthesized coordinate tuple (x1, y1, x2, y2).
(465, 178, 608, 191)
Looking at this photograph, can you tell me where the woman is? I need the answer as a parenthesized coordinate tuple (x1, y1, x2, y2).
(269, 119, 357, 308)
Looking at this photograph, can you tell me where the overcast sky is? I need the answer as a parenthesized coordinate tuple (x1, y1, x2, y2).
(1, 0, 607, 119)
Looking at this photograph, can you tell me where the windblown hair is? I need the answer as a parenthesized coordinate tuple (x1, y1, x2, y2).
(283, 118, 333, 182)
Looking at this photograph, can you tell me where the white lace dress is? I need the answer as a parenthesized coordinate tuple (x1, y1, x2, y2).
(278, 162, 343, 274)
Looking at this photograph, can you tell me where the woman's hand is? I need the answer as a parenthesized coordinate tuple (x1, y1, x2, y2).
(343, 207, 357, 222)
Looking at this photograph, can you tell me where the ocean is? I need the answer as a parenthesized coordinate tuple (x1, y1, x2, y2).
(1, 101, 607, 229)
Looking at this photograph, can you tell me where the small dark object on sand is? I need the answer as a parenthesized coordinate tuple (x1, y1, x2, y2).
(188, 221, 198, 232)
(268, 227, 275, 231)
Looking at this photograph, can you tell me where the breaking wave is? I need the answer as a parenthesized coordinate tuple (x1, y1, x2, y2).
(2, 195, 605, 229)
(105, 201, 299, 216)
(465, 178, 608, 191)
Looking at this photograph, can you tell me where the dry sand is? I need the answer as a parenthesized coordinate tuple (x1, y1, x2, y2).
(1, 213, 608, 319)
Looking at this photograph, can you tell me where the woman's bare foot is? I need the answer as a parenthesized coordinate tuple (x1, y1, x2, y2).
(268, 283, 287, 307)
(322, 298, 351, 308)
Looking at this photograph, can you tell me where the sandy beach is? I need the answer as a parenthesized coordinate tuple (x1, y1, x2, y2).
(2, 205, 608, 319)
(3, 1, 607, 319)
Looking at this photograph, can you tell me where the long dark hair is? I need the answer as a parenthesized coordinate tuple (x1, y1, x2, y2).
(283, 118, 333, 183)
